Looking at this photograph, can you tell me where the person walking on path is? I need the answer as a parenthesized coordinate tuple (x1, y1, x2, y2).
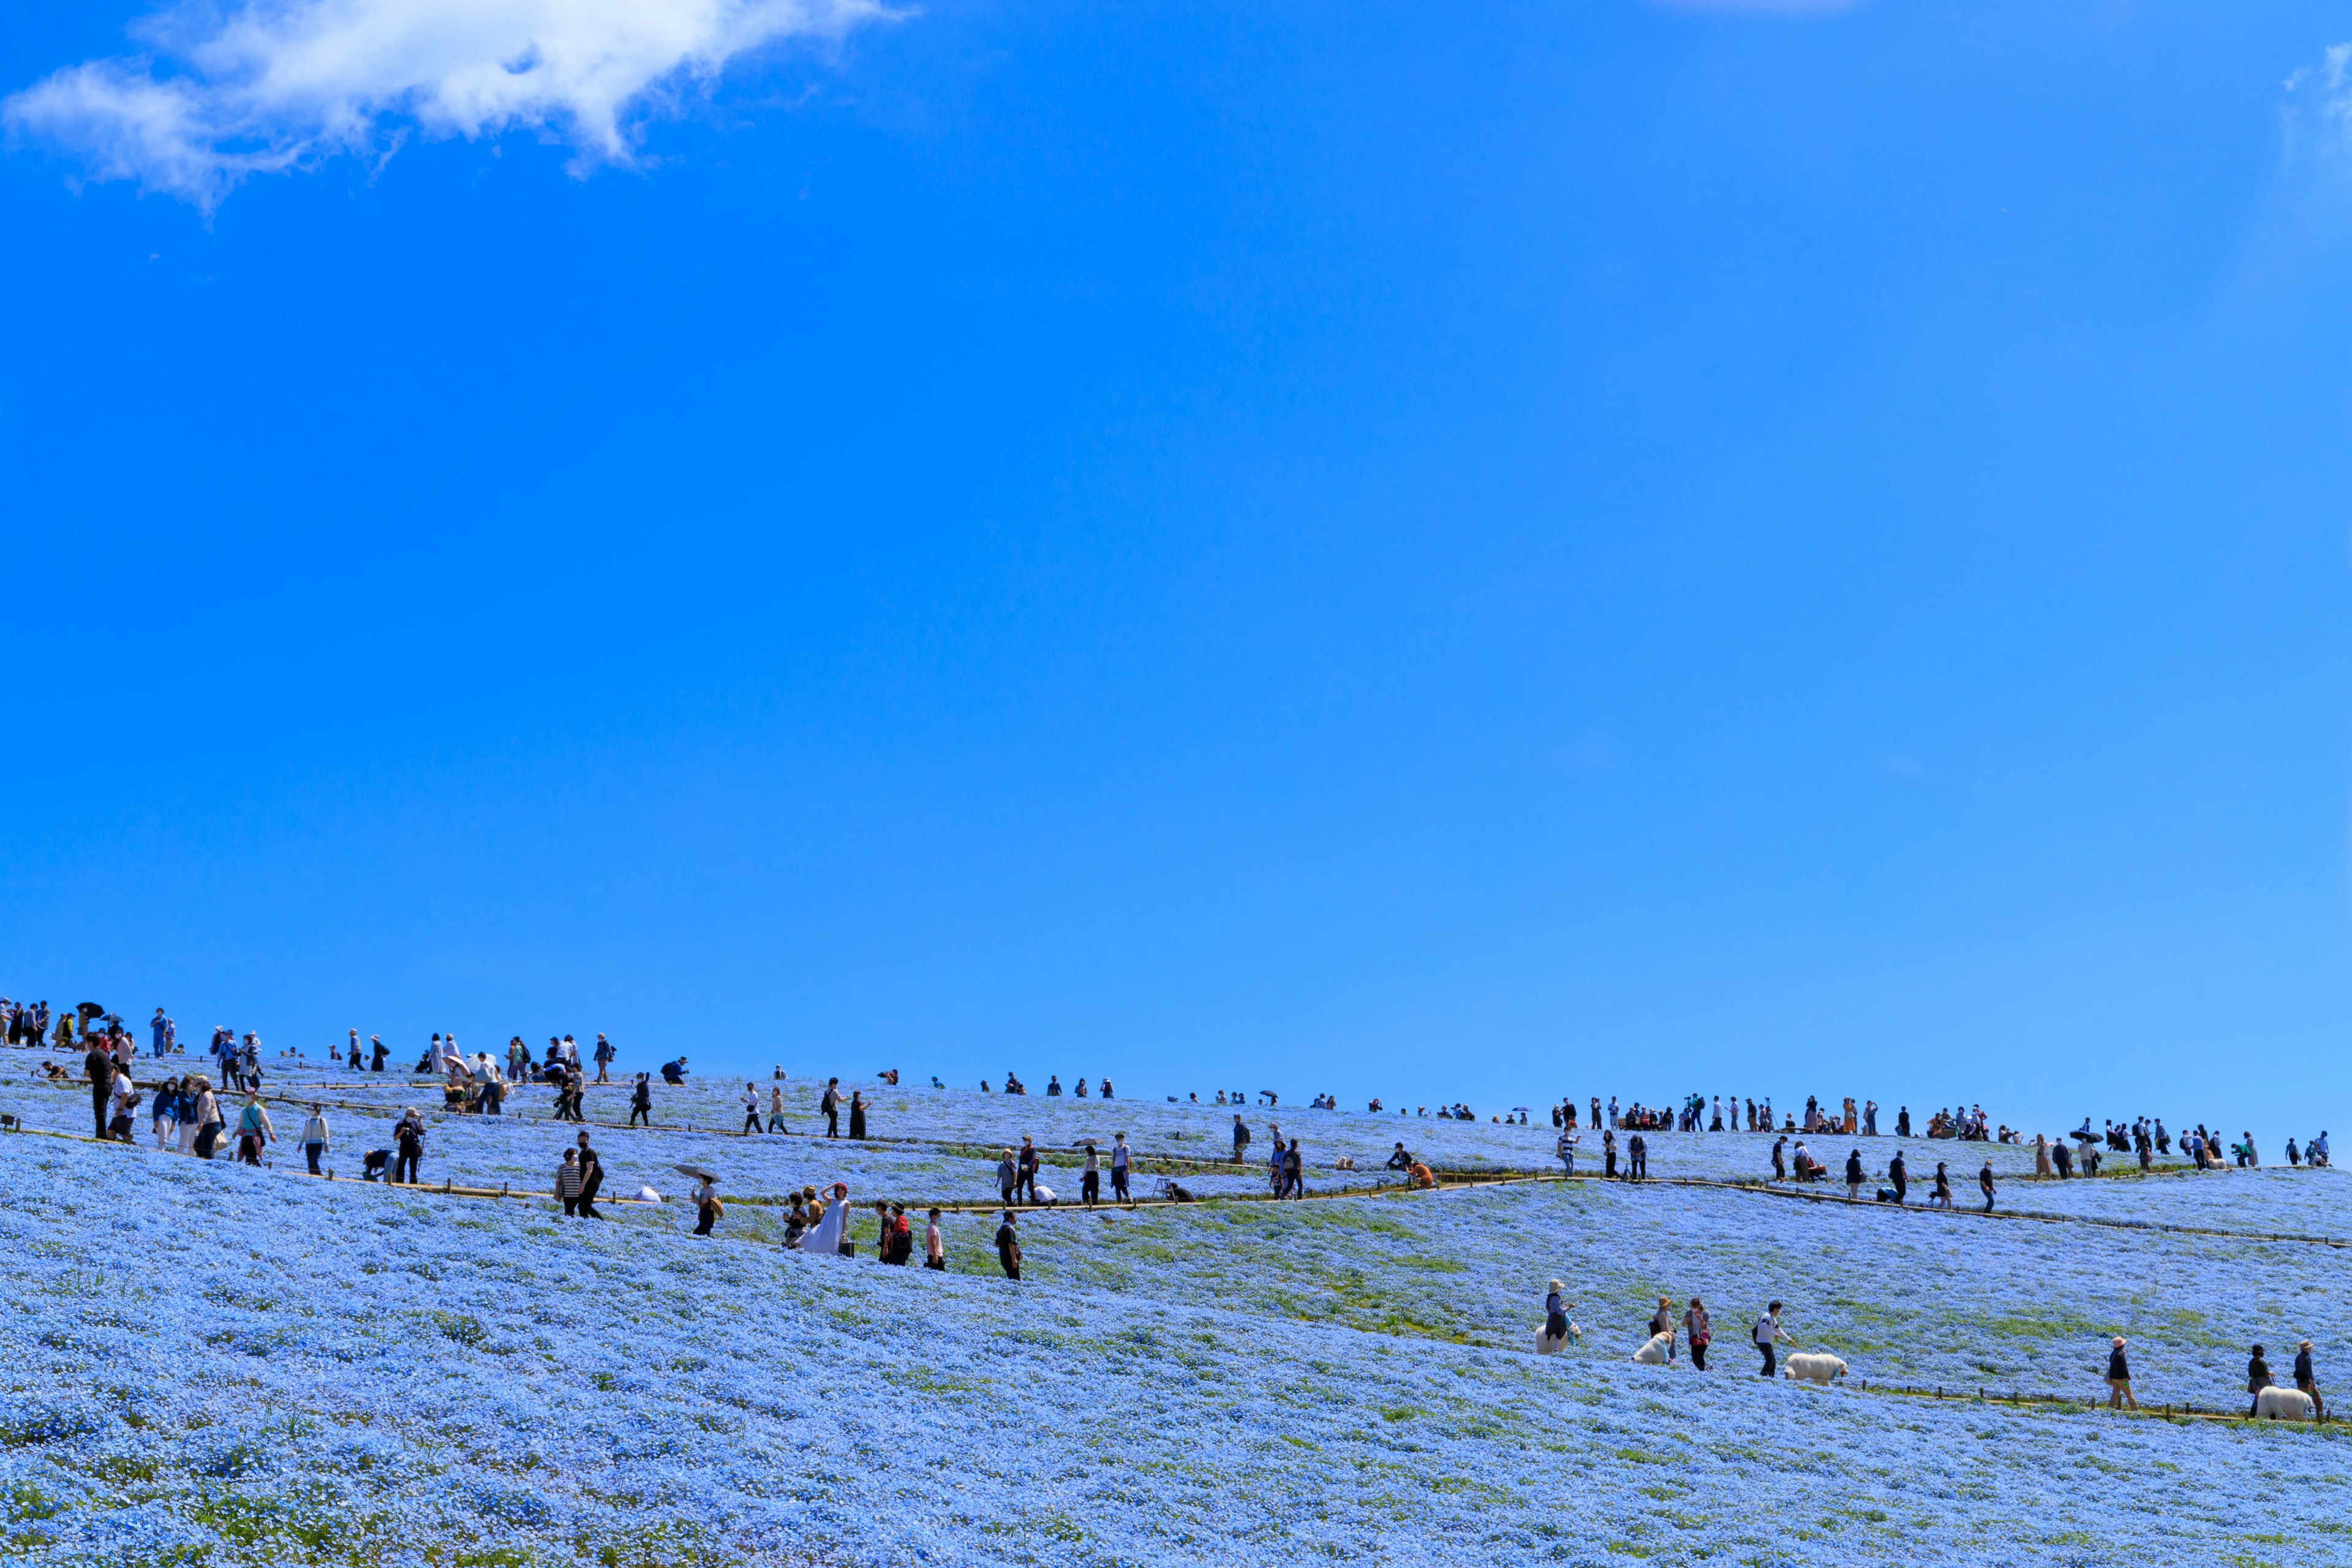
(996, 1148, 1019, 1206)
(1770, 1135, 1786, 1182)
(188, 1079, 223, 1158)
(1978, 1159, 1997, 1213)
(151, 1076, 181, 1152)
(995, 1210, 1022, 1280)
(300, 1104, 330, 1175)
(2295, 1341, 2324, 1421)
(235, 1092, 276, 1166)
(1281, 1139, 1305, 1197)
(925, 1208, 946, 1271)
(593, 1033, 614, 1084)
(1082, 1143, 1102, 1207)
(1016, 1138, 1041, 1204)
(556, 1150, 584, 1215)
(741, 1085, 762, 1134)
(628, 1074, 652, 1128)
(84, 1038, 117, 1140)
(1684, 1298, 1713, 1371)
(575, 1133, 606, 1218)
(1754, 1302, 1792, 1378)
(823, 1078, 842, 1138)
(1232, 1114, 1251, 1163)
(1556, 1128, 1578, 1176)
(2248, 1344, 2274, 1418)
(1110, 1133, 1131, 1204)
(2106, 1337, 2138, 1409)
(848, 1090, 867, 1140)
(1929, 1162, 1953, 1209)
(1888, 1148, 1909, 1205)
(767, 1086, 788, 1134)
(369, 1035, 388, 1072)
(1844, 1149, 1864, 1201)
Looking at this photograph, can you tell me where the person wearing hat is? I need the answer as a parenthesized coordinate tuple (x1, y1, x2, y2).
(2105, 1336, 2136, 1409)
(2295, 1340, 2324, 1420)
(1545, 1282, 1570, 1346)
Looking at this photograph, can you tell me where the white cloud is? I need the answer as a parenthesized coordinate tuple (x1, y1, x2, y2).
(4, 0, 889, 207)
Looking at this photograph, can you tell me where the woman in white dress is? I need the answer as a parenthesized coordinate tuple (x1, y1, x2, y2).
(798, 1182, 851, 1257)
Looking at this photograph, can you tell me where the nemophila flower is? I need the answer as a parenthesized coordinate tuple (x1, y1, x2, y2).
(0, 1050, 2343, 1565)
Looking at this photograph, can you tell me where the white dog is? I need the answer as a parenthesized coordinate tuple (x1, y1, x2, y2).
(1783, 1352, 1848, 1386)
(1534, 1321, 1582, 1355)
(2255, 1387, 2316, 1421)
(1630, 1331, 1675, 1366)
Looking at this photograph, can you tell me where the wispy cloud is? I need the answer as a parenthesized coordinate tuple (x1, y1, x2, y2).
(4, 0, 889, 208)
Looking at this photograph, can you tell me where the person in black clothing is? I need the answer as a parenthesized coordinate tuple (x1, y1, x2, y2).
(822, 1078, 842, 1137)
(1385, 1142, 1413, 1171)
(2295, 1340, 2324, 1420)
(1844, 1149, 1864, 1201)
(2248, 1344, 2274, 1417)
(2052, 1141, 2073, 1178)
(1016, 1139, 1040, 1204)
(84, 1043, 116, 1139)
(1896, 1107, 1911, 1137)
(1281, 1140, 1303, 1197)
(1603, 1129, 1618, 1178)
(2106, 1336, 2137, 1409)
(393, 1114, 424, 1185)
(1232, 1114, 1251, 1163)
(848, 1089, 867, 1140)
(660, 1057, 687, 1086)
(628, 1074, 652, 1128)
(369, 1035, 388, 1072)
(1770, 1136, 1786, 1182)
(575, 1133, 606, 1218)
(995, 1210, 1022, 1280)
(1887, 1149, 1908, 1205)
(1978, 1159, 1996, 1213)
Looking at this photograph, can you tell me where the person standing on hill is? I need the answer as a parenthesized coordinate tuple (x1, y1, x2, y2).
(1556, 1128, 1578, 1176)
(369, 1035, 388, 1072)
(925, 1208, 946, 1270)
(2294, 1341, 2324, 1421)
(391, 1110, 424, 1185)
(997, 1148, 1018, 1205)
(1844, 1149, 1864, 1202)
(301, 1104, 330, 1175)
(1684, 1298, 1712, 1371)
(1110, 1133, 1131, 1204)
(1082, 1143, 1102, 1207)
(848, 1090, 867, 1140)
(575, 1133, 606, 1218)
(235, 1091, 276, 1166)
(1649, 1297, 1676, 1362)
(1888, 1148, 1908, 1205)
(822, 1078, 842, 1137)
(2106, 1337, 2137, 1409)
(84, 1037, 116, 1139)
(1896, 1106, 1912, 1137)
(1017, 1138, 1041, 1204)
(1627, 1133, 1647, 1182)
(2247, 1344, 2274, 1418)
(1770, 1135, 1786, 1182)
(1281, 1139, 1304, 1197)
(1978, 1159, 1996, 1213)
(1753, 1302, 1792, 1378)
(628, 1073, 652, 1128)
(995, 1210, 1022, 1280)
(556, 1150, 584, 1215)
(1232, 1114, 1251, 1163)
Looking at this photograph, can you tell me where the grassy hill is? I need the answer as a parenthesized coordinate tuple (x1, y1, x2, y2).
(1, 1051, 2343, 1566)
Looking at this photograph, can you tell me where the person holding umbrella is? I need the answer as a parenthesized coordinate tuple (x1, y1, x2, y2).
(675, 1165, 723, 1235)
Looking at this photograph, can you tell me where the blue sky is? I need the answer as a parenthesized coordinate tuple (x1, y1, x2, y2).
(3, 1, 2349, 1142)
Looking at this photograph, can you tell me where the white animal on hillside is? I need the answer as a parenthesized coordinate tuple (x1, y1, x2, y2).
(1630, 1331, 1674, 1366)
(634, 1186, 662, 1204)
(1534, 1321, 1581, 1356)
(1783, 1353, 1847, 1386)
(2256, 1387, 2315, 1421)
